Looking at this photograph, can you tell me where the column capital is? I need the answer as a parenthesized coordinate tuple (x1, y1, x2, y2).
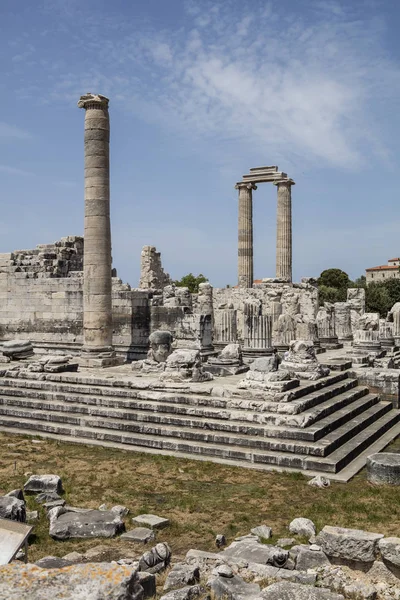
(274, 178, 295, 187)
(78, 93, 109, 110)
(235, 181, 257, 191)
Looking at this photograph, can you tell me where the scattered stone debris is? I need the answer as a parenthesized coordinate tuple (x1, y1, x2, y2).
(24, 474, 63, 495)
(308, 475, 331, 488)
(289, 517, 316, 538)
(132, 513, 169, 529)
(0, 495, 26, 522)
(121, 528, 155, 544)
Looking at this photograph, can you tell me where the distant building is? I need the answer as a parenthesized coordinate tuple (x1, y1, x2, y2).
(366, 258, 400, 283)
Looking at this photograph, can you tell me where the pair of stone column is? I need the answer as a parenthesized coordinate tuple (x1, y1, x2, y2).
(236, 179, 294, 287)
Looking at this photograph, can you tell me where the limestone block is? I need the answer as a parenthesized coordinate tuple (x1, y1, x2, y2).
(289, 518, 316, 538)
(121, 528, 155, 544)
(159, 585, 205, 600)
(208, 573, 260, 599)
(163, 563, 200, 592)
(0, 563, 144, 600)
(24, 474, 63, 494)
(315, 526, 383, 563)
(260, 581, 344, 599)
(138, 542, 171, 573)
(0, 495, 26, 522)
(49, 509, 125, 540)
(221, 537, 289, 568)
(132, 514, 169, 529)
(378, 537, 400, 567)
(367, 453, 400, 485)
(291, 544, 329, 570)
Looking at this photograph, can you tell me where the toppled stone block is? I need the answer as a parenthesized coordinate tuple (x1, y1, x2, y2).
(0, 495, 26, 522)
(160, 585, 205, 600)
(367, 453, 400, 485)
(343, 581, 377, 600)
(208, 572, 260, 599)
(139, 542, 171, 573)
(289, 517, 316, 538)
(290, 544, 330, 570)
(0, 562, 144, 600)
(49, 508, 125, 540)
(251, 525, 272, 539)
(35, 491, 62, 503)
(2, 339, 33, 359)
(24, 474, 63, 494)
(221, 537, 289, 568)
(5, 489, 25, 501)
(132, 513, 169, 529)
(315, 526, 383, 563)
(121, 528, 155, 544)
(378, 537, 400, 568)
(163, 562, 200, 592)
(215, 534, 226, 548)
(160, 349, 213, 383)
(260, 581, 344, 599)
(308, 475, 331, 488)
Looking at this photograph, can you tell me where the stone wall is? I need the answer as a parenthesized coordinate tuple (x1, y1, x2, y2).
(139, 246, 171, 290)
(0, 237, 151, 361)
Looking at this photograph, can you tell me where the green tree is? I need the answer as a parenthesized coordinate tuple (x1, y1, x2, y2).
(318, 285, 347, 305)
(174, 273, 208, 294)
(365, 282, 391, 315)
(318, 268, 350, 290)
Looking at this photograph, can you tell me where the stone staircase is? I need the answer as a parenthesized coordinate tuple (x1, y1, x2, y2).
(0, 370, 399, 480)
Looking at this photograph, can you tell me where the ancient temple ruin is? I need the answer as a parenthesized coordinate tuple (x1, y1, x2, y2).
(0, 94, 399, 481)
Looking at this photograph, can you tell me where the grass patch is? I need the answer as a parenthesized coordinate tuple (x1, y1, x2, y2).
(1, 432, 400, 562)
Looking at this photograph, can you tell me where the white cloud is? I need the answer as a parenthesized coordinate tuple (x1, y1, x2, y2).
(0, 165, 35, 176)
(0, 123, 32, 140)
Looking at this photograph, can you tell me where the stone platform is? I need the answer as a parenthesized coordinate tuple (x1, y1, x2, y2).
(0, 361, 399, 482)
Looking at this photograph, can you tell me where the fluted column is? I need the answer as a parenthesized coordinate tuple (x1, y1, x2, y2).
(275, 179, 294, 282)
(236, 182, 257, 288)
(78, 93, 113, 356)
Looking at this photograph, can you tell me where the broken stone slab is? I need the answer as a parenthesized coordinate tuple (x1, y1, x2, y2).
(315, 526, 383, 563)
(49, 509, 125, 540)
(259, 581, 344, 599)
(159, 585, 206, 600)
(111, 504, 129, 517)
(308, 475, 331, 488)
(290, 544, 330, 570)
(163, 562, 200, 592)
(367, 453, 400, 485)
(220, 538, 290, 568)
(5, 489, 25, 501)
(289, 517, 316, 538)
(138, 542, 171, 573)
(35, 556, 74, 569)
(251, 525, 272, 539)
(24, 474, 63, 494)
(186, 549, 221, 566)
(277, 538, 295, 547)
(35, 491, 62, 503)
(137, 571, 156, 598)
(212, 564, 233, 577)
(0, 562, 144, 600)
(132, 513, 169, 529)
(121, 527, 155, 544)
(244, 562, 316, 585)
(378, 537, 400, 567)
(343, 581, 377, 600)
(208, 573, 260, 599)
(0, 496, 26, 522)
(44, 499, 66, 510)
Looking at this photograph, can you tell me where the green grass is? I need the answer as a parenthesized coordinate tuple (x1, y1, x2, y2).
(1, 432, 400, 563)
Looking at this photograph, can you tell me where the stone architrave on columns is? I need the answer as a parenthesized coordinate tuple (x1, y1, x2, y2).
(274, 179, 294, 282)
(78, 93, 118, 366)
(236, 182, 257, 288)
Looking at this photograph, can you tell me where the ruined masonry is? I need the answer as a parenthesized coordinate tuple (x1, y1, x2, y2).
(0, 95, 399, 480)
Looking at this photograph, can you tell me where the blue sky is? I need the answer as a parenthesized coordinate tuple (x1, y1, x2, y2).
(1, 0, 400, 287)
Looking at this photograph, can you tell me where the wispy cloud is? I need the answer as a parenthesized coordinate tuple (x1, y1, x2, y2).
(0, 165, 35, 177)
(0, 123, 32, 141)
(16, 1, 400, 171)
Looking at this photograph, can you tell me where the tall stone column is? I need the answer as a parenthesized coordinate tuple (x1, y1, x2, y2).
(236, 182, 257, 288)
(274, 179, 294, 282)
(78, 93, 118, 367)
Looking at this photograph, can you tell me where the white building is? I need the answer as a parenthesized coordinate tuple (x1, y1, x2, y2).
(366, 258, 400, 283)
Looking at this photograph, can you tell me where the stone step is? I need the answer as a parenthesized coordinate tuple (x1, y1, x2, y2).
(0, 374, 358, 418)
(0, 409, 398, 474)
(303, 410, 400, 473)
(0, 380, 368, 430)
(0, 396, 390, 458)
